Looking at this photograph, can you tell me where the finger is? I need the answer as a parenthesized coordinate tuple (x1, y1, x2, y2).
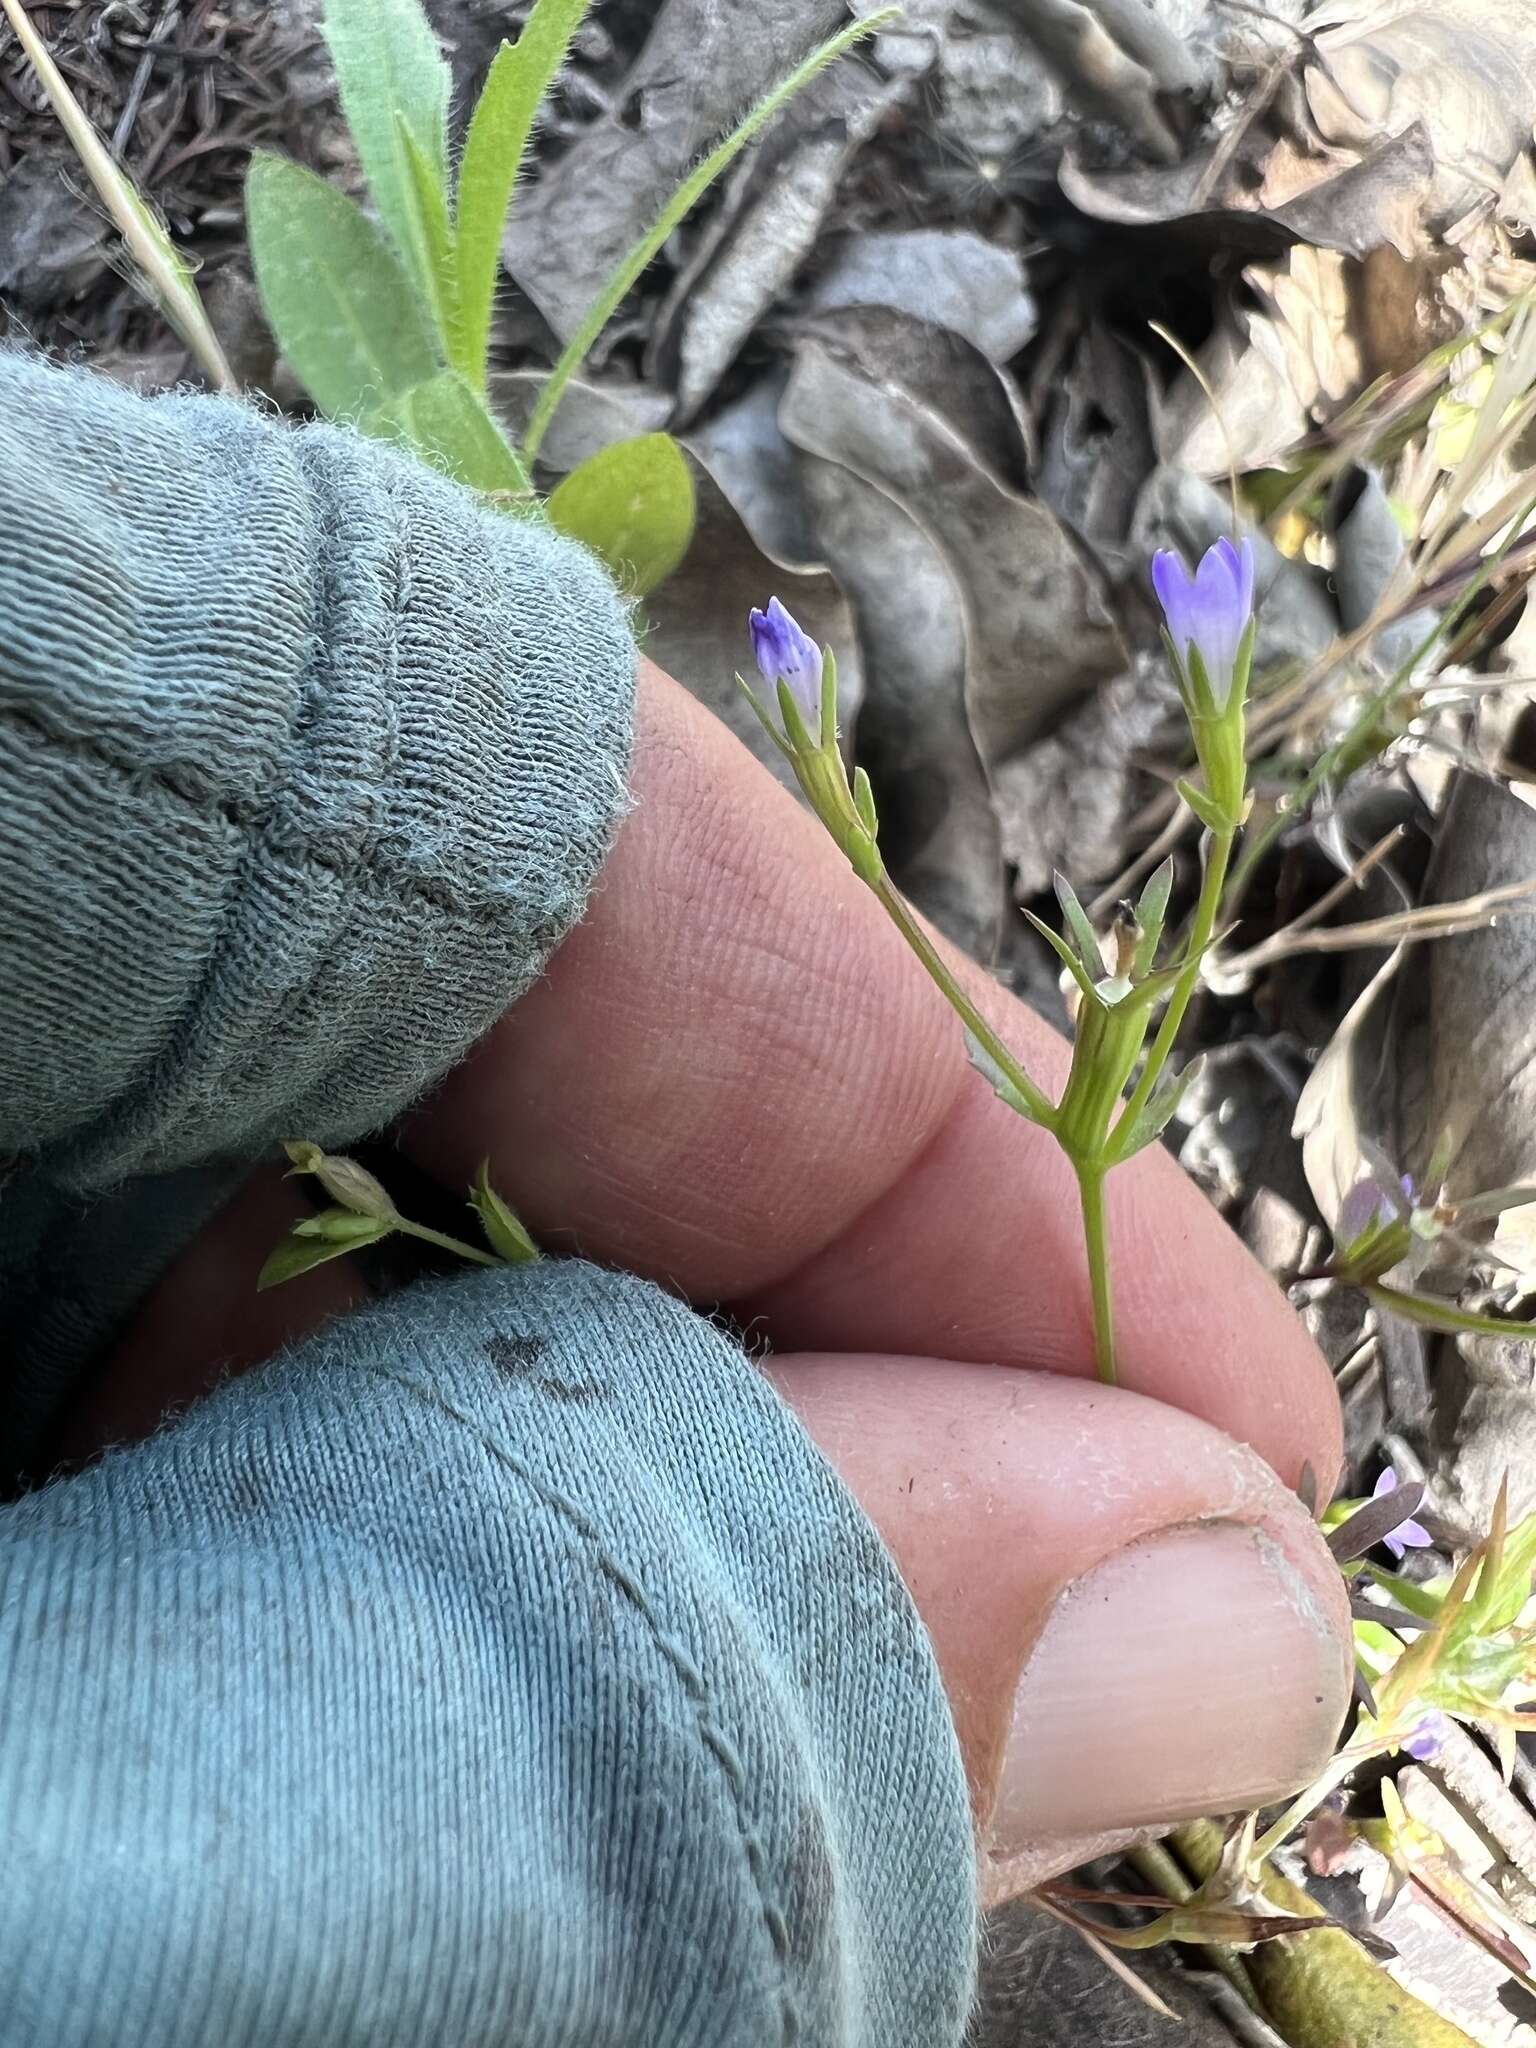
(769, 1350, 1351, 1903)
(409, 662, 1339, 1493)
(59, 1166, 365, 1461)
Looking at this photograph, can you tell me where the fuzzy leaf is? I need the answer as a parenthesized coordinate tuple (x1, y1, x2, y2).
(322, 0, 449, 294)
(367, 371, 533, 500)
(469, 1160, 540, 1264)
(246, 154, 439, 416)
(258, 1217, 390, 1290)
(452, 0, 593, 388)
(397, 115, 457, 339)
(547, 433, 695, 595)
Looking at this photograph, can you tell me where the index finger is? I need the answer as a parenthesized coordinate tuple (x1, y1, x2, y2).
(409, 663, 1340, 1495)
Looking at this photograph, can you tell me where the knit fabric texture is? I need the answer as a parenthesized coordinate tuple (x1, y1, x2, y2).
(0, 349, 635, 1185)
(0, 1262, 977, 2046)
(0, 349, 633, 1467)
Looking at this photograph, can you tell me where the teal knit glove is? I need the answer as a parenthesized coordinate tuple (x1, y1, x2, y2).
(0, 351, 634, 1183)
(0, 351, 633, 1469)
(0, 1262, 976, 2046)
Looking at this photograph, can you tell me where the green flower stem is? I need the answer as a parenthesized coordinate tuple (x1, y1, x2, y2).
(1075, 1161, 1117, 1387)
(1125, 1841, 1263, 2014)
(872, 876, 1058, 1132)
(1109, 822, 1235, 1163)
(398, 1219, 502, 1267)
(1366, 1283, 1535, 1340)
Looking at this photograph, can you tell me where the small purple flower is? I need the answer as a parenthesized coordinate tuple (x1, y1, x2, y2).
(1374, 1468, 1434, 1561)
(1152, 537, 1256, 710)
(748, 597, 823, 723)
(1402, 1709, 1449, 1762)
(1339, 1170, 1416, 1245)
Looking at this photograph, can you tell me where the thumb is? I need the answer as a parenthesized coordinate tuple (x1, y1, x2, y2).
(769, 1353, 1352, 1902)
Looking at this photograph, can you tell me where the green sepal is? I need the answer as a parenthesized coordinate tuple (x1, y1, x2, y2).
(1053, 872, 1102, 979)
(736, 674, 795, 763)
(469, 1158, 541, 1264)
(1023, 905, 1099, 1004)
(258, 1215, 391, 1290)
(1176, 776, 1230, 835)
(293, 1205, 396, 1242)
(776, 676, 817, 758)
(282, 1140, 397, 1220)
(820, 647, 839, 752)
(852, 763, 879, 840)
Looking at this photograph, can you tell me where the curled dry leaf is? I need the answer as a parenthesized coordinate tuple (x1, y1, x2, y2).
(803, 228, 1037, 366)
(776, 303, 1127, 896)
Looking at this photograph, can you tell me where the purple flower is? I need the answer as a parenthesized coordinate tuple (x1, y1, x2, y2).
(1374, 1468, 1434, 1561)
(748, 598, 822, 722)
(1339, 1170, 1415, 1245)
(1402, 1709, 1449, 1762)
(1152, 537, 1256, 710)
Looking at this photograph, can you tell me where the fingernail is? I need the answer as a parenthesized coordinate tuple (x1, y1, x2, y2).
(989, 1521, 1348, 1852)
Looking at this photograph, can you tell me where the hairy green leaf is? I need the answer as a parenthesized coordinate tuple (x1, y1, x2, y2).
(247, 154, 440, 416)
(469, 1160, 541, 1265)
(398, 116, 458, 340)
(367, 371, 534, 501)
(547, 433, 695, 595)
(323, 0, 450, 293)
(453, 0, 594, 389)
(258, 1217, 391, 1290)
(523, 7, 899, 464)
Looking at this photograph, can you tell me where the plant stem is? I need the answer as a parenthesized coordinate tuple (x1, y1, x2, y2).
(1125, 1841, 1263, 2014)
(1076, 1161, 1117, 1387)
(873, 878, 1057, 1130)
(1110, 822, 1235, 1160)
(400, 1220, 502, 1267)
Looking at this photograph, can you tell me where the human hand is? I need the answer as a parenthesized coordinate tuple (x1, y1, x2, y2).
(74, 658, 1350, 1901)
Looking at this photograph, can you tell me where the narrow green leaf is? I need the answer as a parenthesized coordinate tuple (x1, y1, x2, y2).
(547, 433, 696, 594)
(1023, 906, 1099, 1003)
(368, 370, 535, 501)
(0, 0, 234, 390)
(246, 154, 440, 416)
(452, 0, 594, 389)
(323, 0, 450, 294)
(1053, 872, 1102, 977)
(1114, 1055, 1204, 1161)
(852, 764, 879, 839)
(964, 1030, 1050, 1127)
(469, 1160, 541, 1264)
(258, 1217, 391, 1290)
(398, 115, 458, 341)
(1133, 856, 1174, 974)
(523, 6, 899, 464)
